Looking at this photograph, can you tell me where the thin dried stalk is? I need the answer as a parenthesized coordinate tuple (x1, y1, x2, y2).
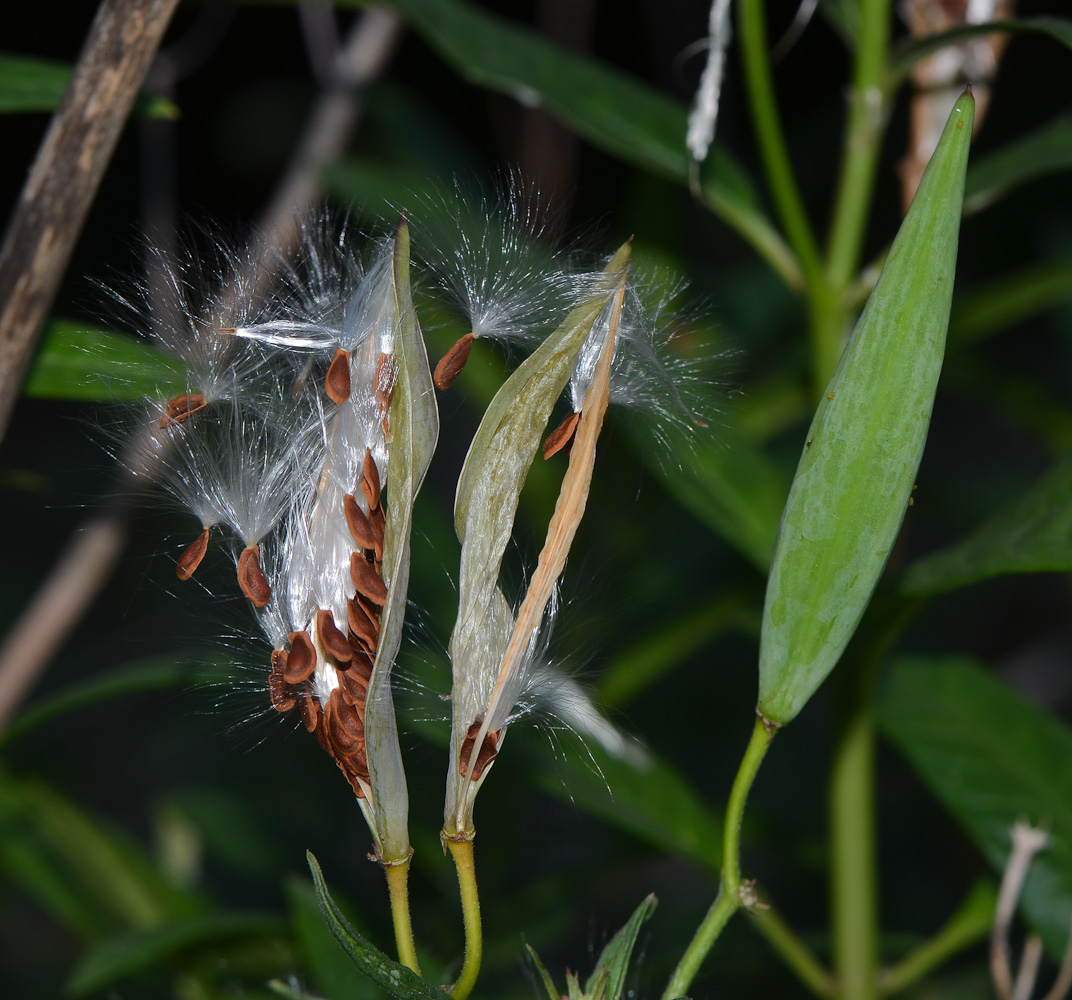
(0, 0, 181, 444)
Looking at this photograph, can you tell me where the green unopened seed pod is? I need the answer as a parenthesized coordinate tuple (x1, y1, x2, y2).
(758, 89, 975, 725)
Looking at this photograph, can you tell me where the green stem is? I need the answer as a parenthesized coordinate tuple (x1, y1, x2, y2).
(814, 0, 891, 392)
(829, 669, 879, 1000)
(700, 183, 806, 293)
(383, 856, 421, 975)
(748, 894, 837, 999)
(662, 718, 775, 1000)
(736, 0, 823, 290)
(829, 597, 924, 999)
(879, 881, 995, 996)
(446, 836, 482, 1000)
(825, 0, 891, 290)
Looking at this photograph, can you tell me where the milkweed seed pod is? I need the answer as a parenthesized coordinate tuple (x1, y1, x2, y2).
(443, 241, 633, 840)
(136, 215, 437, 864)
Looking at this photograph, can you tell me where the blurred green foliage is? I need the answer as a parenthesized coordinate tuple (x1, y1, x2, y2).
(2, 1, 1072, 998)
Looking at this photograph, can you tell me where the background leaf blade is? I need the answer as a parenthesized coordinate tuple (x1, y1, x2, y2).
(878, 656, 1072, 958)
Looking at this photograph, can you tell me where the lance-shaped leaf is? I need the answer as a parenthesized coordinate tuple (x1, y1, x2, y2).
(758, 91, 975, 725)
(364, 218, 439, 862)
(879, 657, 1072, 959)
(585, 893, 657, 1000)
(307, 853, 446, 1000)
(445, 243, 631, 836)
(527, 894, 657, 1000)
(901, 448, 1072, 595)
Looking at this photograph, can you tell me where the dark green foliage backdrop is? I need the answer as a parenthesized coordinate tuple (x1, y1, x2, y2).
(1, 2, 1071, 998)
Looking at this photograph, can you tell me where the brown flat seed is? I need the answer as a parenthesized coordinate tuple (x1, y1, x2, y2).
(543, 410, 581, 460)
(347, 597, 379, 649)
(237, 545, 271, 607)
(367, 505, 386, 560)
(376, 352, 397, 411)
(159, 393, 207, 429)
(459, 719, 502, 779)
(338, 664, 370, 706)
(317, 609, 352, 662)
(343, 493, 377, 550)
(325, 348, 352, 405)
(325, 690, 366, 755)
(350, 552, 387, 605)
(176, 526, 210, 581)
(301, 688, 322, 734)
(347, 636, 375, 673)
(269, 674, 297, 712)
(361, 448, 381, 509)
(285, 630, 316, 684)
(347, 628, 375, 666)
(269, 651, 297, 712)
(434, 332, 475, 390)
(354, 589, 382, 629)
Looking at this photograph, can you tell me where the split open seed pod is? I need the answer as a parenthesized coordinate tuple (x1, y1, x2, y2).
(444, 240, 632, 839)
(361, 218, 439, 862)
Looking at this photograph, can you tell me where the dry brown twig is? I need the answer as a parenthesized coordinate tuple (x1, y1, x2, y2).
(990, 821, 1072, 1000)
(0, 0, 182, 444)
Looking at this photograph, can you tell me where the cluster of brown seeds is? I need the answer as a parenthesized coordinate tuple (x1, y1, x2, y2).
(165, 344, 400, 802)
(267, 446, 389, 798)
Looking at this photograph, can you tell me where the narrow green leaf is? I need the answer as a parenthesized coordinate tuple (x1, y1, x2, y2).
(965, 115, 1072, 214)
(306, 853, 446, 1000)
(950, 259, 1072, 346)
(585, 894, 657, 1000)
(286, 877, 384, 1000)
(6, 778, 202, 931)
(878, 657, 1072, 959)
(268, 981, 325, 1000)
(0, 54, 71, 112)
(818, 0, 861, 49)
(360, 0, 799, 288)
(901, 449, 1072, 595)
(0, 54, 179, 117)
(67, 912, 285, 996)
(0, 792, 103, 938)
(525, 944, 562, 1000)
(889, 18, 1072, 86)
(23, 320, 184, 401)
(0, 657, 192, 748)
(758, 91, 975, 724)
